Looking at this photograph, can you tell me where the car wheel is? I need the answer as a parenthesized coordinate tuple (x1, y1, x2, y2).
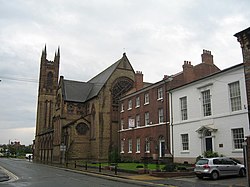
(211, 171, 219, 180)
(239, 168, 246, 177)
(197, 175, 203, 179)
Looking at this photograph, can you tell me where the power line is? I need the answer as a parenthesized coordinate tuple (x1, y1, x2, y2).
(0, 76, 38, 83)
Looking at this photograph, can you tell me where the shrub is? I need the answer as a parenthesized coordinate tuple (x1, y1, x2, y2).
(203, 151, 219, 158)
(162, 163, 176, 172)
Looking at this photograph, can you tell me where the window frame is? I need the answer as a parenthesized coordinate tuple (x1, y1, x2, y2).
(180, 96, 188, 120)
(128, 99, 132, 110)
(135, 96, 140, 108)
(120, 119, 124, 130)
(144, 93, 149, 105)
(229, 81, 242, 112)
(232, 128, 244, 149)
(136, 138, 140, 153)
(202, 90, 212, 117)
(145, 112, 150, 126)
(120, 140, 124, 153)
(181, 134, 189, 151)
(128, 139, 132, 153)
(145, 139, 150, 153)
(136, 114, 140, 127)
(157, 87, 163, 100)
(158, 108, 164, 124)
(120, 103, 124, 112)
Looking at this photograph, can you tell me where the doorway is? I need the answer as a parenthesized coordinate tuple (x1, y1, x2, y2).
(204, 130, 213, 152)
(159, 139, 165, 157)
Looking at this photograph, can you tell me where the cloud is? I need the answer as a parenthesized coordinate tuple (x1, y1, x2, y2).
(0, 0, 249, 145)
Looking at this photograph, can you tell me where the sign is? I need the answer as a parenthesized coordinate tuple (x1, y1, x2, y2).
(60, 145, 66, 151)
(128, 118, 135, 128)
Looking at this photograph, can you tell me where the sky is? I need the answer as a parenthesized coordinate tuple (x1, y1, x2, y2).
(0, 0, 249, 146)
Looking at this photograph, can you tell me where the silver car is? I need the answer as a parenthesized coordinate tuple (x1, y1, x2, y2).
(194, 157, 246, 180)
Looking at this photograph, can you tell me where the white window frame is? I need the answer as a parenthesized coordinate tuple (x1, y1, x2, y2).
(128, 139, 132, 153)
(144, 93, 149, 105)
(136, 138, 140, 153)
(202, 90, 212, 116)
(181, 134, 189, 151)
(229, 81, 242, 112)
(136, 114, 140, 127)
(128, 100, 132, 110)
(158, 108, 164, 124)
(120, 119, 124, 130)
(135, 96, 140, 108)
(157, 87, 163, 100)
(120, 140, 124, 153)
(145, 139, 150, 153)
(120, 103, 124, 112)
(232, 128, 244, 149)
(145, 112, 149, 126)
(180, 96, 188, 120)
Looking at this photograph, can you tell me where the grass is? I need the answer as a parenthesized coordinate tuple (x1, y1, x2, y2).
(79, 161, 166, 171)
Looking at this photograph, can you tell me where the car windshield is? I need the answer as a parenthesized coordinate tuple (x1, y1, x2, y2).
(196, 159, 208, 165)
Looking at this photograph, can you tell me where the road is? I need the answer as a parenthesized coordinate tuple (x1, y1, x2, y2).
(0, 158, 146, 187)
(0, 158, 248, 187)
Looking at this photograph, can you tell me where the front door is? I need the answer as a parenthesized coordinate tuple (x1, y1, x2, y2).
(205, 137, 212, 152)
(159, 140, 165, 157)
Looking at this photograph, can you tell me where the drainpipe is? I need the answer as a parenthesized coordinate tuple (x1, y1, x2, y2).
(169, 91, 174, 159)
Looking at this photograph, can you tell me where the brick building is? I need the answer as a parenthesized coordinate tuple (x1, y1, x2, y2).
(119, 50, 220, 162)
(34, 49, 137, 163)
(234, 27, 250, 184)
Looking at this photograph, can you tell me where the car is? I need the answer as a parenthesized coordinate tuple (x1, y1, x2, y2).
(194, 157, 246, 180)
(25, 154, 33, 160)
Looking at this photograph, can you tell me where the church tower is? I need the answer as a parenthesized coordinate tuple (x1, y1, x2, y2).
(34, 46, 60, 161)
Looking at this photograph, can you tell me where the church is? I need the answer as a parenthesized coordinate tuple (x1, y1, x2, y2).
(34, 46, 142, 163)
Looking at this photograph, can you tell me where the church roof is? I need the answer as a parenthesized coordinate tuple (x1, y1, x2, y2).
(61, 53, 132, 102)
(62, 80, 93, 102)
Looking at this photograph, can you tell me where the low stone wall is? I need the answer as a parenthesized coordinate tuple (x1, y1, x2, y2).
(149, 170, 195, 178)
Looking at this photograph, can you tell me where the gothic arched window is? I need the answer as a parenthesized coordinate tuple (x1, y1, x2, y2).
(112, 77, 134, 105)
(47, 72, 53, 88)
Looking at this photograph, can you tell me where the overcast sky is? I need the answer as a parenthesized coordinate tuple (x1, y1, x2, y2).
(0, 0, 249, 145)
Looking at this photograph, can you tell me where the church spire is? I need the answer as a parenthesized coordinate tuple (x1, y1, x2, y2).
(41, 44, 47, 60)
(57, 46, 60, 57)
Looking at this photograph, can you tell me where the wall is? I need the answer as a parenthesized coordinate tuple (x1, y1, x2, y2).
(171, 65, 249, 163)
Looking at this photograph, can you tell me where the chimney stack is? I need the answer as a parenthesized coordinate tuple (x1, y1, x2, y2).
(135, 71, 143, 90)
(201, 49, 214, 64)
(182, 61, 194, 83)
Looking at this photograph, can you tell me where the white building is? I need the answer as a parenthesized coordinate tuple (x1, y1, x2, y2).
(169, 63, 249, 164)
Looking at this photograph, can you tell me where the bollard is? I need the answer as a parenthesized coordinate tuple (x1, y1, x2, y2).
(75, 161, 76, 168)
(85, 161, 87, 170)
(114, 164, 117, 175)
(99, 162, 101, 172)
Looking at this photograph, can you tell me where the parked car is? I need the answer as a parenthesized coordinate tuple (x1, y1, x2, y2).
(194, 157, 246, 180)
(25, 154, 33, 160)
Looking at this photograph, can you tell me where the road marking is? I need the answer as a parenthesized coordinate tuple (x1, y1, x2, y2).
(0, 165, 19, 182)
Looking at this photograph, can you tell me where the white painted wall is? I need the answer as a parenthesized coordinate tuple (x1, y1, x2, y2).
(170, 64, 249, 163)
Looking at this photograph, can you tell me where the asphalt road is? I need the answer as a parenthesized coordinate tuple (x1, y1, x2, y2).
(0, 158, 146, 187)
(0, 158, 248, 187)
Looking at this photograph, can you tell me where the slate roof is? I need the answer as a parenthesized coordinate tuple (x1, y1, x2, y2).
(61, 53, 129, 102)
(62, 80, 93, 102)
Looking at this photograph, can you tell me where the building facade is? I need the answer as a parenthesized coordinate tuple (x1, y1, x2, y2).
(119, 78, 170, 162)
(170, 63, 249, 163)
(34, 48, 137, 163)
(119, 50, 220, 162)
